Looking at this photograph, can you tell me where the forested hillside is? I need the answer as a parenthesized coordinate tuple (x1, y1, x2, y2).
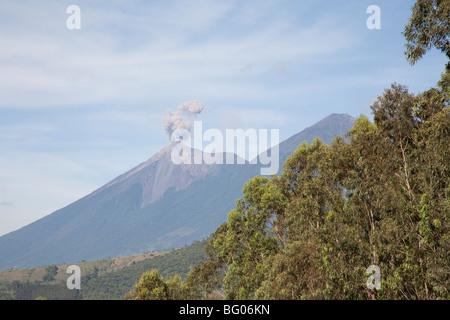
(0, 240, 207, 300)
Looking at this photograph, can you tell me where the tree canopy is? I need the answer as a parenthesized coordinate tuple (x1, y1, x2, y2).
(403, 0, 450, 66)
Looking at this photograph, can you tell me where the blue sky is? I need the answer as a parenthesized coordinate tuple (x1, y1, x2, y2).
(0, 0, 447, 236)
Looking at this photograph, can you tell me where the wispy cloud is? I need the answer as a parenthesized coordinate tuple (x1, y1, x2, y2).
(0, 0, 354, 109)
(0, 201, 13, 207)
(220, 108, 291, 130)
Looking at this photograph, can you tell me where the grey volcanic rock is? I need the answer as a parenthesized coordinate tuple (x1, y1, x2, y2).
(94, 143, 219, 207)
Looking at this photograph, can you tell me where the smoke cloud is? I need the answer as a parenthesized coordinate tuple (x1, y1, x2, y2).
(163, 100, 204, 139)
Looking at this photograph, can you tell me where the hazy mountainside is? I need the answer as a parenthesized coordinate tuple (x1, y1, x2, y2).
(278, 113, 355, 161)
(0, 113, 355, 271)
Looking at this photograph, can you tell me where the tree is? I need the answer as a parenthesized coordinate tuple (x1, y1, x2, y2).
(125, 270, 169, 300)
(204, 176, 286, 299)
(125, 269, 198, 300)
(403, 0, 450, 66)
(43, 265, 58, 282)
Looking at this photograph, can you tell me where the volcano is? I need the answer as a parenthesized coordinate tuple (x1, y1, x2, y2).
(0, 113, 355, 271)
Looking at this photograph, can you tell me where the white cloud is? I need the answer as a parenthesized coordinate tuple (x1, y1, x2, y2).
(80, 109, 162, 126)
(0, 0, 354, 108)
(220, 108, 291, 129)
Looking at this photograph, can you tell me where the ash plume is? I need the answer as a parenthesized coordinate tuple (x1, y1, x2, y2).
(163, 100, 204, 140)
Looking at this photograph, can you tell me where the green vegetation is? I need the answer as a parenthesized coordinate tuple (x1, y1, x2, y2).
(127, 0, 449, 300)
(403, 0, 449, 67)
(124, 270, 193, 300)
(42, 265, 58, 282)
(9, 281, 80, 300)
(0, 239, 207, 300)
(81, 240, 207, 299)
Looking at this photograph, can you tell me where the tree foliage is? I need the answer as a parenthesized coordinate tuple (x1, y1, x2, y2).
(188, 81, 449, 300)
(403, 0, 450, 66)
(125, 269, 201, 300)
(42, 265, 58, 282)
